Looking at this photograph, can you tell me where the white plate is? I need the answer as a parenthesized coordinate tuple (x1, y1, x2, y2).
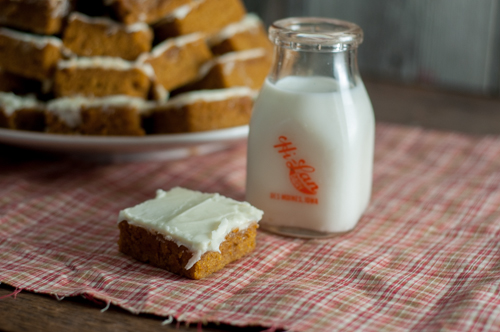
(0, 126, 249, 162)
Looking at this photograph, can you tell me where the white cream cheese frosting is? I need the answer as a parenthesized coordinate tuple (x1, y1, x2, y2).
(51, 0, 70, 18)
(118, 187, 263, 269)
(167, 0, 205, 20)
(198, 48, 267, 78)
(208, 13, 262, 45)
(0, 27, 62, 49)
(166, 87, 257, 108)
(0, 92, 41, 116)
(148, 33, 204, 59)
(46, 95, 155, 127)
(152, 83, 169, 102)
(57, 56, 155, 77)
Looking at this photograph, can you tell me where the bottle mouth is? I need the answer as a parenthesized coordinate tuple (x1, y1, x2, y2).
(269, 17, 363, 52)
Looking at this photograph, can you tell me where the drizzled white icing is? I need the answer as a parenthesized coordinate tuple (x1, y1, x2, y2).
(68, 12, 150, 33)
(208, 14, 262, 45)
(140, 63, 156, 79)
(0, 27, 62, 49)
(118, 187, 263, 269)
(46, 96, 85, 128)
(51, 0, 70, 18)
(166, 87, 257, 108)
(152, 83, 169, 102)
(0, 92, 41, 116)
(198, 48, 267, 78)
(147, 33, 204, 58)
(214, 48, 267, 63)
(46, 95, 154, 127)
(57, 56, 155, 78)
(167, 0, 204, 20)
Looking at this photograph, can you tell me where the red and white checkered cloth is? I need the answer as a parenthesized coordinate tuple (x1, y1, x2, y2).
(1, 123, 500, 331)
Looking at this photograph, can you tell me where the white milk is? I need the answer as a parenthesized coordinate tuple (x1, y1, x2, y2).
(246, 76, 374, 235)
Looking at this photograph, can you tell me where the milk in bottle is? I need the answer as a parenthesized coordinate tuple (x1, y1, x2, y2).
(246, 17, 375, 238)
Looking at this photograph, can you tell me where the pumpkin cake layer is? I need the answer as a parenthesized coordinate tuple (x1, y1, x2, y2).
(0, 68, 49, 96)
(139, 33, 212, 92)
(117, 187, 263, 279)
(149, 87, 255, 133)
(187, 48, 272, 91)
(54, 57, 154, 98)
(119, 221, 258, 280)
(209, 13, 272, 55)
(0, 28, 62, 81)
(104, 0, 191, 24)
(153, 0, 245, 42)
(0, 0, 70, 35)
(46, 95, 152, 135)
(63, 12, 153, 61)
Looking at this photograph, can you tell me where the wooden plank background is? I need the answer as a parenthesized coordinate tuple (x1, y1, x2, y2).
(243, 0, 500, 97)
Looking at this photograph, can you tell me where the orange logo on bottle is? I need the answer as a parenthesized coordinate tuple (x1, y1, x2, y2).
(274, 136, 319, 195)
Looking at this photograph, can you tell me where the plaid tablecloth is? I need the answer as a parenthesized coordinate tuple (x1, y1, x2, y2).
(1, 123, 500, 331)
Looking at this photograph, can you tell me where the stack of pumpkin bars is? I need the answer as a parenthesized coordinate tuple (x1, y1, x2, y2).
(0, 0, 272, 135)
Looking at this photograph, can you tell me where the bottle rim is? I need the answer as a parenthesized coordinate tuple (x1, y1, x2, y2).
(269, 17, 363, 52)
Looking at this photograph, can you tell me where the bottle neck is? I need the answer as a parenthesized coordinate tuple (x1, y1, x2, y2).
(268, 46, 361, 90)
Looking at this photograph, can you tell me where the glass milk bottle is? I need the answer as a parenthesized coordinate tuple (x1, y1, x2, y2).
(246, 17, 375, 238)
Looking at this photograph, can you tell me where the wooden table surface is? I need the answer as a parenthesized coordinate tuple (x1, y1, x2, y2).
(1, 80, 500, 332)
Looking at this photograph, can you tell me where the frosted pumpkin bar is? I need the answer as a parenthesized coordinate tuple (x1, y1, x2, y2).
(149, 87, 256, 134)
(0, 0, 70, 35)
(46, 95, 152, 135)
(63, 12, 153, 61)
(118, 187, 263, 279)
(0, 68, 49, 97)
(0, 92, 45, 132)
(209, 13, 272, 55)
(104, 0, 191, 24)
(138, 33, 212, 92)
(153, 0, 245, 42)
(54, 57, 154, 99)
(186, 48, 272, 91)
(0, 28, 62, 81)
